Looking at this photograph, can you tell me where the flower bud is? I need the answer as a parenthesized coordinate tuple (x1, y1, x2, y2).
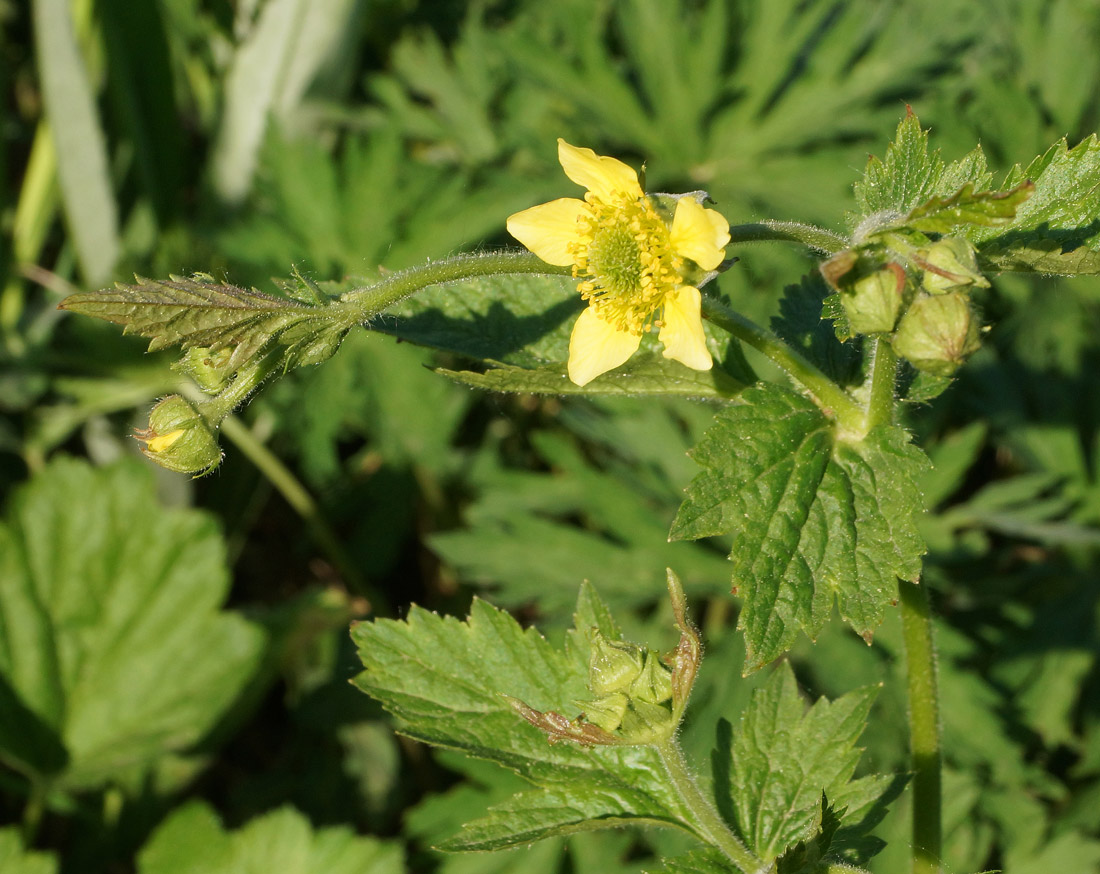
(629, 652, 673, 705)
(918, 237, 989, 294)
(892, 292, 982, 376)
(588, 635, 645, 696)
(175, 346, 234, 393)
(135, 395, 222, 475)
(839, 263, 908, 335)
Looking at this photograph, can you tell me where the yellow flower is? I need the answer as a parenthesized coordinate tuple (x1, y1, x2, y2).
(507, 139, 731, 386)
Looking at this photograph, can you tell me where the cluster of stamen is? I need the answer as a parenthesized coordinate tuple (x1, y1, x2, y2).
(568, 192, 684, 335)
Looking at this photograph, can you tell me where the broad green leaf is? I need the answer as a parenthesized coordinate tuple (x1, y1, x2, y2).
(722, 663, 888, 864)
(351, 584, 695, 851)
(0, 457, 265, 792)
(905, 181, 1034, 233)
(138, 802, 404, 874)
(671, 384, 929, 671)
(378, 273, 751, 391)
(32, 0, 120, 282)
(0, 829, 57, 874)
(973, 135, 1100, 273)
(60, 276, 351, 375)
(439, 355, 744, 399)
(378, 274, 579, 367)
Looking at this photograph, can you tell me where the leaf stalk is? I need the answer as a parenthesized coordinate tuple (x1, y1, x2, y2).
(655, 736, 766, 874)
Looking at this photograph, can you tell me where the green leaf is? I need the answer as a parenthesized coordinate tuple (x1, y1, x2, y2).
(438, 354, 744, 400)
(973, 135, 1100, 274)
(671, 384, 929, 671)
(378, 273, 749, 393)
(904, 181, 1034, 233)
(0, 457, 266, 792)
(722, 663, 886, 864)
(59, 276, 350, 375)
(0, 829, 58, 874)
(32, 0, 120, 282)
(771, 274, 861, 388)
(853, 112, 992, 220)
(643, 848, 735, 874)
(378, 273, 578, 367)
(351, 584, 694, 851)
(137, 802, 404, 874)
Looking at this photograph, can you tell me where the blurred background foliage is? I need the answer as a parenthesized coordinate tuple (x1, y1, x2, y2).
(1, 0, 1099, 871)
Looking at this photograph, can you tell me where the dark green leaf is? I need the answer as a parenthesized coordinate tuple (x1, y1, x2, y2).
(771, 274, 861, 388)
(671, 385, 929, 671)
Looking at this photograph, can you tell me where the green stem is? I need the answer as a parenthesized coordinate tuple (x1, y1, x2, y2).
(656, 736, 764, 873)
(727, 220, 848, 255)
(899, 580, 943, 874)
(217, 414, 388, 613)
(864, 337, 898, 431)
(701, 296, 863, 429)
(336, 251, 570, 323)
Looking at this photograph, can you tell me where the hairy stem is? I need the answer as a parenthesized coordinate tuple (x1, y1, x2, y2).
(656, 736, 764, 873)
(701, 296, 863, 429)
(899, 580, 943, 874)
(727, 220, 848, 255)
(336, 251, 570, 323)
(865, 337, 899, 431)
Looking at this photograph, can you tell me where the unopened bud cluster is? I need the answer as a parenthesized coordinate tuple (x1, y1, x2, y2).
(821, 234, 988, 376)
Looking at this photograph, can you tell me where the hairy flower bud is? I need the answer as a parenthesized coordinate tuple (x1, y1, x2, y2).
(589, 636, 645, 696)
(135, 395, 222, 475)
(840, 262, 908, 335)
(918, 237, 990, 294)
(892, 292, 982, 376)
(175, 346, 235, 393)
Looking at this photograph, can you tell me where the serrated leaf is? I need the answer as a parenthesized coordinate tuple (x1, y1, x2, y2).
(905, 181, 1034, 233)
(854, 113, 992, 219)
(670, 384, 929, 671)
(137, 802, 404, 874)
(973, 135, 1100, 274)
(724, 663, 883, 863)
(439, 354, 744, 400)
(351, 584, 695, 851)
(0, 829, 58, 874)
(60, 276, 350, 375)
(0, 457, 265, 792)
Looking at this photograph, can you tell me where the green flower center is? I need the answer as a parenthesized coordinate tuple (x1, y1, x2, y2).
(570, 194, 684, 335)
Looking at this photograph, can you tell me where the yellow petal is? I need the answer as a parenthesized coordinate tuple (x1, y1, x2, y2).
(558, 139, 643, 202)
(659, 286, 712, 371)
(670, 198, 730, 271)
(506, 198, 590, 266)
(567, 305, 642, 386)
